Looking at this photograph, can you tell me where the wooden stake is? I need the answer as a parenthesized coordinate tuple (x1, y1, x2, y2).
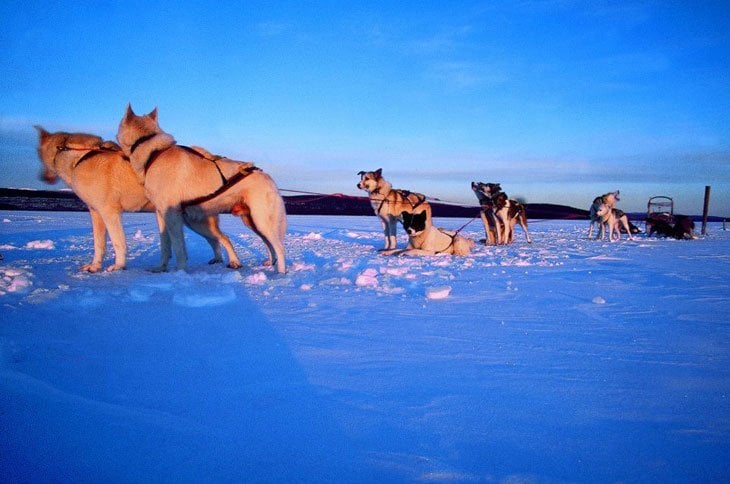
(702, 185, 711, 235)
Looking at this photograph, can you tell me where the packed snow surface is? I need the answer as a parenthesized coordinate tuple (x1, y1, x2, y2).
(1, 212, 729, 482)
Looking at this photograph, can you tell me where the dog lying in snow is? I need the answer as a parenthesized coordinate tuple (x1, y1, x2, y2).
(648, 215, 696, 240)
(381, 210, 474, 256)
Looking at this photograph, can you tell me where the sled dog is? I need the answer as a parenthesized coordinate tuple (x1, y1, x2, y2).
(116, 105, 286, 273)
(588, 191, 620, 239)
(594, 204, 618, 241)
(357, 168, 431, 250)
(471, 182, 531, 245)
(470, 182, 499, 244)
(610, 208, 635, 241)
(34, 126, 238, 272)
(384, 210, 473, 256)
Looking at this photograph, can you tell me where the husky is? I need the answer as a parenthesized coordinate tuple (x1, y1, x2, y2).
(383, 210, 473, 256)
(470, 182, 500, 245)
(116, 105, 286, 273)
(588, 191, 620, 239)
(471, 182, 531, 245)
(357, 168, 431, 251)
(611, 208, 635, 241)
(594, 204, 618, 241)
(34, 126, 239, 272)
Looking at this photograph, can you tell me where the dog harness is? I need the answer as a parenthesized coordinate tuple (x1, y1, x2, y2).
(55, 144, 125, 169)
(180, 165, 261, 209)
(374, 188, 428, 214)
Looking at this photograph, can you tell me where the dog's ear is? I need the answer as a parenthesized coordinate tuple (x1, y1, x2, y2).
(124, 103, 135, 119)
(149, 107, 158, 122)
(375, 168, 382, 178)
(33, 125, 49, 140)
(357, 171, 365, 176)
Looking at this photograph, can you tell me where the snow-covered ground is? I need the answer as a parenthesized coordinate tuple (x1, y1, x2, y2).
(1, 211, 729, 482)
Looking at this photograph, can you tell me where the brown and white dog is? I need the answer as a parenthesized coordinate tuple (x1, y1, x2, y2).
(357, 168, 431, 251)
(382, 210, 473, 256)
(34, 126, 236, 272)
(471, 182, 531, 245)
(116, 105, 287, 273)
(588, 191, 620, 239)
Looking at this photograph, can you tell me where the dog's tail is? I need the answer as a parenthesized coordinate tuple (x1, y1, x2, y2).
(452, 235, 474, 256)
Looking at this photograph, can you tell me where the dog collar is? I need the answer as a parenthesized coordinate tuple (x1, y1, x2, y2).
(130, 133, 157, 154)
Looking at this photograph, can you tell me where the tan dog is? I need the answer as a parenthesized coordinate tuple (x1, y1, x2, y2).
(116, 105, 286, 273)
(610, 208, 634, 241)
(384, 210, 473, 256)
(34, 126, 239, 272)
(588, 191, 620, 239)
(357, 168, 432, 251)
(594, 203, 624, 242)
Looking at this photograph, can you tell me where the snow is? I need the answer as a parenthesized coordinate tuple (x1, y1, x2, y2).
(1, 211, 729, 482)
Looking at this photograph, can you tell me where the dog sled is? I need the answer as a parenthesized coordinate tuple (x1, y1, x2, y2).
(646, 196, 674, 233)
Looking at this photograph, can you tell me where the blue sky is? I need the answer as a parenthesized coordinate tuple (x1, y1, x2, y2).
(1, 0, 729, 214)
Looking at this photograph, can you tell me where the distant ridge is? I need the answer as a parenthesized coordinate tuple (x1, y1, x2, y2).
(1, 187, 722, 221)
(0, 187, 588, 219)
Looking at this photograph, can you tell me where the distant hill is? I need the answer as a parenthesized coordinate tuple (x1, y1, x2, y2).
(0, 187, 590, 219)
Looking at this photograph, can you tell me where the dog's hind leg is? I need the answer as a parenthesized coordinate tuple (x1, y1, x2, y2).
(81, 208, 107, 273)
(518, 212, 532, 243)
(101, 210, 128, 271)
(184, 215, 242, 269)
(164, 210, 188, 270)
(620, 218, 634, 241)
(240, 214, 287, 273)
(152, 211, 173, 272)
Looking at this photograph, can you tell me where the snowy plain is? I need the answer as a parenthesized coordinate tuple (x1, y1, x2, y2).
(1, 211, 729, 482)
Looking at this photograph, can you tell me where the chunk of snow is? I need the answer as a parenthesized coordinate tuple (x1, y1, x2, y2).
(245, 272, 268, 285)
(592, 296, 607, 304)
(25, 240, 55, 250)
(291, 262, 316, 272)
(426, 286, 451, 300)
(0, 267, 33, 294)
(303, 232, 323, 240)
(356, 268, 379, 287)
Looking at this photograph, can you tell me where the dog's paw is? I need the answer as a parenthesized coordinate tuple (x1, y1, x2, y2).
(208, 257, 224, 265)
(80, 263, 102, 273)
(105, 264, 126, 272)
(227, 261, 242, 269)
